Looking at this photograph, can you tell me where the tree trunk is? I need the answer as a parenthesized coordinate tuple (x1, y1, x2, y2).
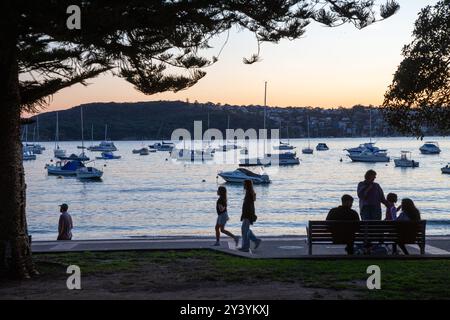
(0, 4, 38, 279)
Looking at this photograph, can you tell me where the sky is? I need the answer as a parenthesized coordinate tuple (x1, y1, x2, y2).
(41, 0, 438, 113)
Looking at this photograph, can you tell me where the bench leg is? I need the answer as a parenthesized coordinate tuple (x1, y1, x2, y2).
(308, 242, 312, 255)
(420, 244, 425, 255)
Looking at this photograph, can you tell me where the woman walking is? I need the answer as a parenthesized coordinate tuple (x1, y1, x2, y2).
(214, 186, 239, 246)
(239, 180, 262, 252)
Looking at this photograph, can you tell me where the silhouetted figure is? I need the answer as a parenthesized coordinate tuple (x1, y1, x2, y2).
(214, 186, 239, 247)
(57, 203, 73, 240)
(385, 193, 400, 221)
(326, 194, 360, 255)
(357, 170, 389, 220)
(396, 198, 422, 255)
(239, 180, 261, 252)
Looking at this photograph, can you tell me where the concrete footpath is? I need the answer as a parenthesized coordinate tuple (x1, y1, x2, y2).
(31, 236, 450, 259)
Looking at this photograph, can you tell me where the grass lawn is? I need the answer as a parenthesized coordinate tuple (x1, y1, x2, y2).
(1, 250, 449, 299)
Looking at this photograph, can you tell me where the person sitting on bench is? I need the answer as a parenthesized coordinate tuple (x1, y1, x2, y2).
(395, 198, 422, 255)
(326, 194, 360, 255)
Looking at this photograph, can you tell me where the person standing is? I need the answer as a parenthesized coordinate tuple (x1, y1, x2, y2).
(357, 170, 389, 220)
(214, 186, 240, 247)
(239, 180, 262, 252)
(57, 203, 73, 240)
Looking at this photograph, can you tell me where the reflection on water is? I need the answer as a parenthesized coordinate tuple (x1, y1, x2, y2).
(24, 137, 450, 240)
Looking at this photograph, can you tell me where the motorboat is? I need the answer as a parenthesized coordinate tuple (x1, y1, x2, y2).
(442, 164, 450, 174)
(394, 151, 419, 168)
(133, 147, 151, 155)
(26, 143, 45, 154)
(273, 141, 294, 151)
(23, 150, 36, 161)
(239, 155, 272, 167)
(149, 141, 174, 152)
(96, 151, 121, 160)
(316, 143, 329, 151)
(419, 141, 441, 155)
(347, 148, 390, 163)
(46, 160, 85, 176)
(88, 141, 117, 152)
(76, 167, 103, 180)
(218, 168, 270, 184)
(57, 152, 90, 162)
(271, 152, 300, 165)
(171, 148, 214, 162)
(345, 142, 386, 155)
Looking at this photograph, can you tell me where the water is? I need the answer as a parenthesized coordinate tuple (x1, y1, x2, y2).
(24, 137, 450, 240)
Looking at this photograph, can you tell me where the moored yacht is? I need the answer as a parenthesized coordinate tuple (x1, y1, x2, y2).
(316, 143, 329, 151)
(218, 168, 270, 184)
(345, 142, 386, 155)
(347, 148, 390, 163)
(149, 141, 174, 152)
(419, 141, 441, 155)
(274, 141, 294, 150)
(88, 140, 117, 152)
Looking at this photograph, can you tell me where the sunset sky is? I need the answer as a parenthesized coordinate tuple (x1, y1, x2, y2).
(42, 1, 437, 113)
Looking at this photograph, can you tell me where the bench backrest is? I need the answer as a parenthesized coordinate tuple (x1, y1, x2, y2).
(308, 220, 426, 245)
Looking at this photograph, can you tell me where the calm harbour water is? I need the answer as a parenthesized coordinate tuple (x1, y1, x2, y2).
(24, 137, 450, 240)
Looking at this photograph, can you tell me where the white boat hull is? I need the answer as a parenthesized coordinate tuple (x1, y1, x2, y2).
(348, 154, 390, 163)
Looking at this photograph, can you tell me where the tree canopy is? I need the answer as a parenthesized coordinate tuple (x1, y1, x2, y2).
(18, 0, 400, 113)
(382, 0, 450, 138)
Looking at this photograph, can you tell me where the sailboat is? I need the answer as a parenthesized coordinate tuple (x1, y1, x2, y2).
(56, 109, 90, 161)
(302, 116, 314, 154)
(22, 125, 37, 161)
(240, 82, 297, 166)
(88, 124, 118, 152)
(27, 116, 45, 154)
(274, 124, 295, 150)
(53, 112, 66, 158)
(218, 115, 241, 151)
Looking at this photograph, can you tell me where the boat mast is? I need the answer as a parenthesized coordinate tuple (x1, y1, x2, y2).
(369, 108, 372, 143)
(55, 112, 59, 149)
(91, 123, 94, 145)
(36, 116, 40, 143)
(105, 124, 108, 141)
(264, 81, 267, 155)
(80, 107, 85, 151)
(306, 115, 311, 149)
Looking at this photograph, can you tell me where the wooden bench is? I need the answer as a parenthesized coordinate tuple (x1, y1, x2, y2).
(306, 220, 426, 255)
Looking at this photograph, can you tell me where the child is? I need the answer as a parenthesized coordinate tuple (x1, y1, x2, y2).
(385, 193, 399, 221)
(214, 186, 239, 246)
